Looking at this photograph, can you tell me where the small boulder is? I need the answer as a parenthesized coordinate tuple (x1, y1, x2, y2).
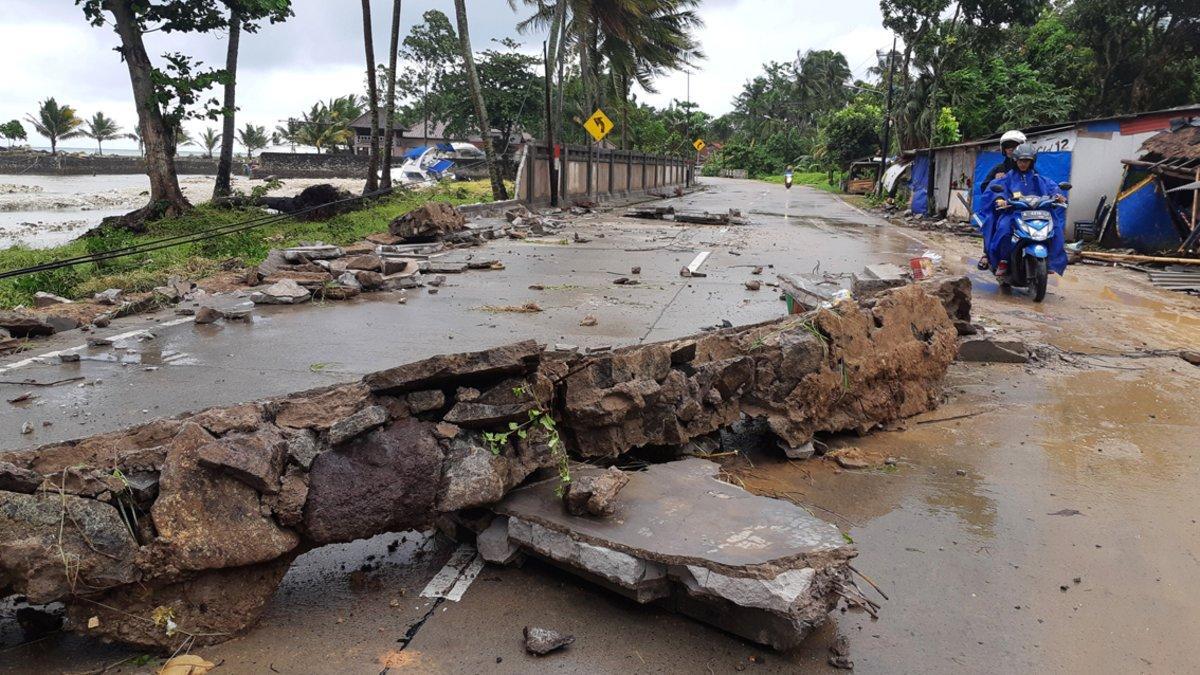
(523, 626, 575, 656)
(345, 254, 383, 272)
(388, 202, 467, 242)
(327, 405, 389, 446)
(563, 467, 630, 517)
(194, 306, 224, 324)
(250, 279, 311, 305)
(93, 289, 124, 305)
(33, 292, 72, 308)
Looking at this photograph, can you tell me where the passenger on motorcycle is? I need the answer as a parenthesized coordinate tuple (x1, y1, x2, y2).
(980, 143, 1067, 279)
(975, 130, 1026, 270)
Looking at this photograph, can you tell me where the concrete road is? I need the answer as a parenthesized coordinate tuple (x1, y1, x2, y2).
(6, 178, 1200, 674)
(0, 177, 923, 451)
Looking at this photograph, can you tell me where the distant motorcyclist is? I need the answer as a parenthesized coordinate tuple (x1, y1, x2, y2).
(983, 143, 1066, 278)
(975, 129, 1026, 269)
(784, 165, 794, 189)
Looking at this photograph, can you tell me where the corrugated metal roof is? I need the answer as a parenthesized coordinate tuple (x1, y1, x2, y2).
(906, 103, 1200, 154)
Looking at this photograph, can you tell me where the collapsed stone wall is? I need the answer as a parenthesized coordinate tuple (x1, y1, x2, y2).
(0, 283, 961, 650)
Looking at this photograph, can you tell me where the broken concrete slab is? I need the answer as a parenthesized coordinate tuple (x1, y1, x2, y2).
(957, 337, 1029, 364)
(0, 311, 56, 338)
(364, 340, 542, 393)
(492, 459, 855, 650)
(282, 245, 343, 263)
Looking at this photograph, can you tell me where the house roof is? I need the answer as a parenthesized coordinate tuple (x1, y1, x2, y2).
(908, 103, 1200, 154)
(348, 111, 409, 132)
(1139, 118, 1200, 162)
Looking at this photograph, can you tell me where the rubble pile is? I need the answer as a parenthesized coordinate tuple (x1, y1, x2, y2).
(0, 283, 963, 650)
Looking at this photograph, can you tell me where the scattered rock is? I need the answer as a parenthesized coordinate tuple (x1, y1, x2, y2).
(345, 254, 383, 272)
(523, 626, 575, 656)
(744, 280, 761, 291)
(262, 270, 333, 289)
(251, 279, 312, 305)
(389, 202, 466, 242)
(829, 447, 875, 470)
(87, 336, 112, 347)
(427, 275, 446, 287)
(354, 270, 385, 290)
(0, 311, 55, 338)
(752, 266, 763, 275)
(631, 266, 641, 275)
(194, 306, 224, 324)
(20, 421, 33, 434)
(0, 460, 42, 493)
(406, 390, 446, 414)
(327, 405, 389, 446)
(195, 429, 288, 494)
(828, 635, 853, 669)
(579, 315, 598, 327)
(1179, 350, 1200, 367)
(563, 466, 630, 517)
(33, 291, 72, 308)
(336, 272, 362, 291)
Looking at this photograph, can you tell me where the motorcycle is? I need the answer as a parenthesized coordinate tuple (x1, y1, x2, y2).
(988, 182, 1070, 302)
(784, 172, 793, 189)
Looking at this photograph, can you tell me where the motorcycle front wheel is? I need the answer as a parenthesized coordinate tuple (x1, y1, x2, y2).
(1031, 258, 1048, 302)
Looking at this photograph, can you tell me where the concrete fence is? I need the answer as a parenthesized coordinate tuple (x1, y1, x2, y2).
(516, 142, 690, 205)
(717, 168, 749, 179)
(0, 151, 239, 176)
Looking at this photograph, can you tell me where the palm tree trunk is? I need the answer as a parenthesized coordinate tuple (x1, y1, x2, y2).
(361, 0, 381, 194)
(381, 0, 402, 190)
(213, 8, 240, 199)
(106, 0, 189, 227)
(453, 0, 507, 201)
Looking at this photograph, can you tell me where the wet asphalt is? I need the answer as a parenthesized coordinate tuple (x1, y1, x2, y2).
(5, 178, 1200, 674)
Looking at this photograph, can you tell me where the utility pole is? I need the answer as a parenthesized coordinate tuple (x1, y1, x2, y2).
(877, 35, 897, 197)
(685, 69, 692, 187)
(544, 40, 559, 207)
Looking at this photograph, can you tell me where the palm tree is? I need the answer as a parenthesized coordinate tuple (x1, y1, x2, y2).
(273, 119, 301, 152)
(127, 126, 145, 156)
(200, 127, 222, 158)
(26, 98, 84, 155)
(360, 0, 381, 193)
(174, 126, 196, 151)
(236, 123, 269, 158)
(381, 0, 403, 189)
(453, 0, 507, 200)
(82, 112, 123, 155)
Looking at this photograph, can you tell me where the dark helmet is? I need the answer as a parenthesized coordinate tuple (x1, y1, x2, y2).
(1013, 143, 1037, 161)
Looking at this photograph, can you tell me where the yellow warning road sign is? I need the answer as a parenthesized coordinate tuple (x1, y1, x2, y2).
(693, 138, 706, 152)
(583, 109, 614, 142)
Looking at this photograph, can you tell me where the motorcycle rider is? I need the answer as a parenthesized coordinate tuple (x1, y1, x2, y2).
(784, 165, 794, 189)
(984, 143, 1067, 279)
(975, 129, 1026, 269)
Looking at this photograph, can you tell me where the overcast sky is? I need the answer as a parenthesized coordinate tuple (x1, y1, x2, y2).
(1, 0, 890, 151)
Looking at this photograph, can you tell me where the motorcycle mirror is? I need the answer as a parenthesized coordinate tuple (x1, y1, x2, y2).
(1058, 182, 1072, 190)
(990, 184, 1004, 193)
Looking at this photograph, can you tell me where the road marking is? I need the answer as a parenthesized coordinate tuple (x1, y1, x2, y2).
(420, 543, 481, 602)
(444, 555, 485, 602)
(0, 316, 194, 374)
(686, 251, 711, 274)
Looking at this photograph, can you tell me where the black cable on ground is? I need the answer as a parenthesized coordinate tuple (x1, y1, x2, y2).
(0, 186, 398, 281)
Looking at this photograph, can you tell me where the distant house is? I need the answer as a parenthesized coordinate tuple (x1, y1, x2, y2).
(349, 113, 532, 157)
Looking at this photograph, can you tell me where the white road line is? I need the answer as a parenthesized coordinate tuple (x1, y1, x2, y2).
(0, 316, 194, 374)
(686, 251, 711, 274)
(420, 543, 480, 601)
(444, 555, 485, 602)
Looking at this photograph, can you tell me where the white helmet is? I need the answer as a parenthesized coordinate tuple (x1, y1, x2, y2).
(1000, 130, 1026, 146)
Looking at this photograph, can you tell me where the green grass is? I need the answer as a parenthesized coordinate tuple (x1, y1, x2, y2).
(757, 171, 842, 193)
(0, 180, 501, 309)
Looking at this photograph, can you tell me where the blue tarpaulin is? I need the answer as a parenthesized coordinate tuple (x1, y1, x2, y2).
(972, 150, 1072, 212)
(428, 159, 455, 174)
(403, 146, 428, 159)
(1115, 177, 1183, 253)
(910, 155, 930, 214)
